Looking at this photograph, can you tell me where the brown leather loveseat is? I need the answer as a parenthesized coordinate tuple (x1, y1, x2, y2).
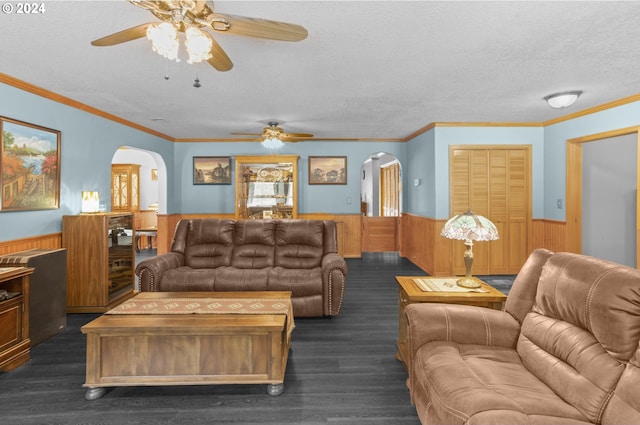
(405, 249, 640, 424)
(135, 218, 347, 317)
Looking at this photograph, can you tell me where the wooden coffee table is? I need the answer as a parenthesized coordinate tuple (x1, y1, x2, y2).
(395, 276, 507, 368)
(81, 291, 293, 400)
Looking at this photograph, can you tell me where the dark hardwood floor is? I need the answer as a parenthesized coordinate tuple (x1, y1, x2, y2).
(0, 252, 512, 425)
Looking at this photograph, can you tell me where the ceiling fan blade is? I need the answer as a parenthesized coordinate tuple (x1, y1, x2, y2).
(91, 23, 153, 46)
(231, 132, 262, 136)
(282, 132, 314, 138)
(302, 138, 362, 141)
(280, 137, 302, 143)
(205, 32, 233, 71)
(209, 13, 308, 42)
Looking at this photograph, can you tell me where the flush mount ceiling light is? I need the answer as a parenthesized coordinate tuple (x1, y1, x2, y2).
(544, 90, 583, 109)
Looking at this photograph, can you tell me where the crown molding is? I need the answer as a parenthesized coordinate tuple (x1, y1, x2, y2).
(2, 72, 639, 144)
(0, 73, 175, 142)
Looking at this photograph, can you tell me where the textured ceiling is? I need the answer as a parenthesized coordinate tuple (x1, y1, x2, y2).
(2, 1, 640, 141)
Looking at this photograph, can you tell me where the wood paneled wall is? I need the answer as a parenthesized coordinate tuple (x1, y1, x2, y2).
(531, 219, 566, 253)
(0, 233, 62, 255)
(361, 217, 399, 252)
(0, 216, 566, 270)
(400, 214, 568, 275)
(155, 213, 362, 258)
(400, 213, 451, 276)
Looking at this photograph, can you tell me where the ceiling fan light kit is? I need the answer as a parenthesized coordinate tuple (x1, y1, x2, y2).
(263, 137, 285, 150)
(184, 26, 213, 63)
(146, 22, 180, 61)
(92, 0, 308, 72)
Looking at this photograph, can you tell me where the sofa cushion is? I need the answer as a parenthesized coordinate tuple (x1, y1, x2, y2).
(231, 220, 276, 268)
(413, 342, 589, 424)
(159, 267, 216, 291)
(215, 267, 268, 291)
(275, 220, 323, 268)
(518, 252, 640, 423)
(267, 267, 322, 297)
(184, 219, 234, 269)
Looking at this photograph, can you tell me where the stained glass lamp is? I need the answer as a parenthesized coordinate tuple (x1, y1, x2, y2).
(441, 209, 499, 288)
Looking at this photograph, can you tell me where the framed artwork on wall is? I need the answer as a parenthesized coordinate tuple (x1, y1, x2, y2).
(308, 156, 347, 185)
(0, 116, 61, 211)
(193, 156, 231, 185)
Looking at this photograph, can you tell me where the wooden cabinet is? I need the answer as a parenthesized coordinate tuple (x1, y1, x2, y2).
(111, 164, 140, 212)
(235, 155, 299, 219)
(0, 266, 32, 371)
(62, 213, 135, 313)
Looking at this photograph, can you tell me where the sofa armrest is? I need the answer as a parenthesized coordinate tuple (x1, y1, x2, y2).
(135, 252, 185, 292)
(406, 302, 520, 354)
(321, 253, 348, 316)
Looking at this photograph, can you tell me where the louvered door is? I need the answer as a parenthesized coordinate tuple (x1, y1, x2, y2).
(450, 146, 530, 275)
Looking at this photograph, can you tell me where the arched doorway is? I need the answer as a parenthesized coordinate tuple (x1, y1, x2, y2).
(360, 152, 402, 251)
(111, 147, 168, 282)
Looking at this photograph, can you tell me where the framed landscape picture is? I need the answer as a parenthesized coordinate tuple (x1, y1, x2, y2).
(193, 156, 231, 185)
(309, 156, 347, 185)
(1, 117, 61, 211)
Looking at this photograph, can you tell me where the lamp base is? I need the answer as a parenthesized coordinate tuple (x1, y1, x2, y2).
(456, 276, 481, 289)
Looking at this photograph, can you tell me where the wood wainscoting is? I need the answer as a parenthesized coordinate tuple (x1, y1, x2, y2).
(399, 213, 450, 276)
(0, 216, 567, 268)
(361, 216, 400, 252)
(156, 213, 362, 258)
(0, 233, 62, 255)
(531, 219, 567, 253)
(400, 214, 568, 275)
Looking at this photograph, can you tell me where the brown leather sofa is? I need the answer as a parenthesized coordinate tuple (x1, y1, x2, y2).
(405, 249, 640, 424)
(135, 218, 347, 317)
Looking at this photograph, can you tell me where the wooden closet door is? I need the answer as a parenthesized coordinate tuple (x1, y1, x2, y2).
(450, 146, 530, 275)
(450, 149, 491, 274)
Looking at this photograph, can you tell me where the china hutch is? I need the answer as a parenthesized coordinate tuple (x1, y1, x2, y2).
(235, 155, 299, 219)
(111, 164, 140, 212)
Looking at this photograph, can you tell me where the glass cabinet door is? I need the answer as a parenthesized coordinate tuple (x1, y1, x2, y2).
(235, 155, 299, 219)
(111, 164, 140, 212)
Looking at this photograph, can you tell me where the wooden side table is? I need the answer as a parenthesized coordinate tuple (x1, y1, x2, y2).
(395, 276, 507, 369)
(135, 227, 157, 253)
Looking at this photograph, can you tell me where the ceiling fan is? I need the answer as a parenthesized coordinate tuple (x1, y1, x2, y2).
(232, 122, 314, 144)
(231, 122, 364, 146)
(90, 0, 308, 71)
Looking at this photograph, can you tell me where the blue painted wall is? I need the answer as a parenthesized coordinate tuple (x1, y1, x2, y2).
(173, 140, 406, 214)
(405, 125, 544, 219)
(543, 102, 640, 220)
(2, 79, 640, 243)
(0, 82, 174, 241)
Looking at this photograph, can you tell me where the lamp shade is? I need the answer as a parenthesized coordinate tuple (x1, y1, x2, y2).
(441, 209, 499, 242)
(81, 191, 100, 213)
